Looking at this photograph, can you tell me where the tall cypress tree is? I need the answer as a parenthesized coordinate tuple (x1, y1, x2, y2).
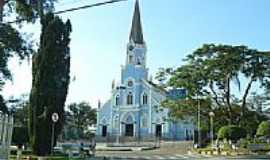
(29, 13, 72, 156)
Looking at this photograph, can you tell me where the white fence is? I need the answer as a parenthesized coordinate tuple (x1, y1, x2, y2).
(0, 113, 14, 160)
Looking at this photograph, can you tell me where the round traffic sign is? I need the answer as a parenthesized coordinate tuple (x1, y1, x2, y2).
(52, 113, 59, 122)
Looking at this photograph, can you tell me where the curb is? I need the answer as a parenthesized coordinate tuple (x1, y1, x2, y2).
(96, 146, 156, 152)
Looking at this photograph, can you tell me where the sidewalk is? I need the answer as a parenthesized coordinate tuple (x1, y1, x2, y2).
(96, 143, 156, 151)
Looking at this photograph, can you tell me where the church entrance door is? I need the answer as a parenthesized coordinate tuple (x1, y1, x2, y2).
(102, 126, 107, 137)
(156, 124, 162, 137)
(125, 124, 134, 137)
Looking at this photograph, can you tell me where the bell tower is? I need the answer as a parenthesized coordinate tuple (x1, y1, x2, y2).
(122, 0, 148, 84)
(126, 0, 147, 68)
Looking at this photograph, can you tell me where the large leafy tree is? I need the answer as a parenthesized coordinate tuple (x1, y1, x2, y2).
(0, 0, 33, 113)
(65, 102, 96, 140)
(10, 0, 71, 156)
(160, 44, 270, 126)
(29, 13, 71, 156)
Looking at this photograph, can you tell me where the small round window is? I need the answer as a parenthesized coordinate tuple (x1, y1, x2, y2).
(127, 80, 133, 87)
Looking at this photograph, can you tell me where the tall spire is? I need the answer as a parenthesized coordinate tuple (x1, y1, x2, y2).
(129, 0, 144, 44)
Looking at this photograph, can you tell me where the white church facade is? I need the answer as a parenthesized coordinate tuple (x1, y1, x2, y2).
(96, 0, 194, 141)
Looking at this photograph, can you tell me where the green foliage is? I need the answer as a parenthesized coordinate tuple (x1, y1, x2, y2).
(0, 23, 32, 90)
(161, 97, 212, 130)
(218, 125, 247, 141)
(64, 102, 96, 140)
(11, 97, 29, 146)
(0, 1, 33, 114)
(15, 0, 57, 22)
(256, 121, 270, 137)
(12, 126, 29, 146)
(159, 44, 270, 125)
(29, 13, 72, 156)
(0, 95, 8, 113)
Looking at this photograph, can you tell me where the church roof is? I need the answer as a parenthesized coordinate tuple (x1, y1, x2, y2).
(129, 0, 144, 44)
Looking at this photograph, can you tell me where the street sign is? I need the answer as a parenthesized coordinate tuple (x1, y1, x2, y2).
(51, 113, 59, 122)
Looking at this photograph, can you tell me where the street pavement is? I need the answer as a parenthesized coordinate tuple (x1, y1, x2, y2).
(91, 142, 270, 160)
(95, 152, 270, 160)
(96, 153, 215, 159)
(91, 154, 270, 160)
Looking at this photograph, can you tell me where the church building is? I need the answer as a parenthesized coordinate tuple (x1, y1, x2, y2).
(96, 0, 194, 141)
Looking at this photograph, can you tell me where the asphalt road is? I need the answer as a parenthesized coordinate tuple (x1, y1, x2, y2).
(94, 152, 270, 160)
(90, 142, 270, 160)
(89, 154, 270, 160)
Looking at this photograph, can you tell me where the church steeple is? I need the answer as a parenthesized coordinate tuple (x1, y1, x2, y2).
(129, 0, 144, 44)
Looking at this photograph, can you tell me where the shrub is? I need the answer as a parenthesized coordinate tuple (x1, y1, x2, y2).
(12, 126, 29, 147)
(218, 125, 246, 141)
(256, 121, 270, 137)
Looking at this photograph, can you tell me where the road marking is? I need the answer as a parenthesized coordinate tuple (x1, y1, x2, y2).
(175, 154, 189, 159)
(143, 156, 152, 160)
(130, 156, 137, 159)
(186, 154, 202, 158)
(166, 156, 179, 159)
(201, 154, 213, 158)
(153, 155, 166, 159)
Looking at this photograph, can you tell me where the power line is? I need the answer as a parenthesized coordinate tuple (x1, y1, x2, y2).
(55, 0, 127, 15)
(7, 0, 128, 24)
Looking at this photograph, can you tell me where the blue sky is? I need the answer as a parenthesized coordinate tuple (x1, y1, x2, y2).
(4, 0, 270, 107)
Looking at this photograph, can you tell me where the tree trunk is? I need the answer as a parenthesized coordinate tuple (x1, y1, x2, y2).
(38, 0, 44, 22)
(241, 78, 254, 117)
(225, 75, 233, 124)
(210, 81, 222, 107)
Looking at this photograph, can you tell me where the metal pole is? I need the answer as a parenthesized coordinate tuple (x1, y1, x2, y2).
(116, 114, 120, 144)
(51, 122, 55, 155)
(138, 112, 140, 145)
(210, 116, 214, 147)
(197, 96, 201, 148)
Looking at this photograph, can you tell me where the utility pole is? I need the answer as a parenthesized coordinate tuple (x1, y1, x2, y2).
(209, 112, 215, 148)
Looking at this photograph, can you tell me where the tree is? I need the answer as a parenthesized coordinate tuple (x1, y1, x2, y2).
(218, 125, 246, 141)
(161, 97, 212, 130)
(65, 102, 96, 140)
(15, 0, 57, 22)
(29, 13, 72, 156)
(160, 44, 270, 125)
(6, 94, 30, 147)
(0, 95, 8, 113)
(0, 0, 33, 114)
(256, 121, 270, 138)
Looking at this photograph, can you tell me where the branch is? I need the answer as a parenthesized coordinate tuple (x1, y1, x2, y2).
(225, 74, 232, 110)
(241, 77, 254, 115)
(209, 80, 222, 107)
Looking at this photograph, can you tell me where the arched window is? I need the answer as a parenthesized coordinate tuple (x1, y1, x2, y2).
(127, 92, 133, 105)
(142, 93, 148, 105)
(115, 95, 120, 106)
(137, 57, 141, 65)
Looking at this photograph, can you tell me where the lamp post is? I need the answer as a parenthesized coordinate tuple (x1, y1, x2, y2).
(197, 96, 201, 148)
(116, 114, 120, 144)
(209, 111, 215, 148)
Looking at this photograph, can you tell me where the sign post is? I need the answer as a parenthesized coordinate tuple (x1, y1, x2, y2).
(51, 113, 59, 155)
